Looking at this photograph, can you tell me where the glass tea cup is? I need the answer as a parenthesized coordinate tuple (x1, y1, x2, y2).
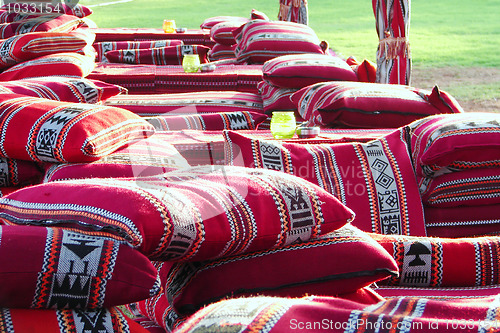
(270, 111, 296, 139)
(182, 54, 201, 73)
(162, 19, 176, 33)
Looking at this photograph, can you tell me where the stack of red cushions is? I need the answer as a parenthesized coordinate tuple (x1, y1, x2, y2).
(290, 81, 464, 129)
(409, 113, 500, 238)
(0, 164, 399, 330)
(258, 53, 358, 114)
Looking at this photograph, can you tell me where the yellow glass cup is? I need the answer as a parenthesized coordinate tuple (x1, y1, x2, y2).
(182, 54, 201, 73)
(270, 111, 296, 139)
(162, 19, 176, 33)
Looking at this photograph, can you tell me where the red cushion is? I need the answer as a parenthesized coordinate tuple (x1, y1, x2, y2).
(0, 156, 42, 186)
(250, 9, 270, 20)
(409, 113, 500, 178)
(210, 21, 244, 45)
(424, 204, 500, 238)
(0, 30, 94, 69)
(371, 232, 500, 287)
(93, 40, 184, 62)
(224, 128, 427, 235)
(163, 225, 397, 314)
(0, 307, 148, 332)
(346, 57, 377, 82)
(0, 77, 126, 103)
(0, 225, 160, 309)
(291, 82, 464, 128)
(262, 53, 358, 88)
(0, 52, 96, 81)
(208, 43, 236, 61)
(0, 165, 354, 262)
(144, 111, 268, 131)
(233, 20, 327, 64)
(419, 168, 500, 207)
(200, 16, 248, 30)
(257, 80, 298, 113)
(104, 91, 264, 116)
(0, 94, 155, 163)
(43, 135, 190, 182)
(0, 13, 83, 39)
(174, 294, 500, 332)
(104, 45, 210, 65)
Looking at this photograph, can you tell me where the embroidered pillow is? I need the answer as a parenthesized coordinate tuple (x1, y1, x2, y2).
(0, 307, 147, 332)
(0, 156, 42, 187)
(200, 16, 248, 30)
(144, 111, 268, 131)
(208, 43, 236, 61)
(290, 82, 464, 128)
(0, 225, 160, 309)
(251, 9, 270, 20)
(104, 45, 210, 66)
(0, 94, 155, 163)
(257, 80, 298, 113)
(174, 294, 500, 333)
(233, 20, 327, 64)
(262, 53, 358, 88)
(0, 77, 126, 103)
(43, 136, 190, 182)
(163, 225, 397, 314)
(424, 204, 500, 238)
(0, 52, 96, 81)
(0, 13, 83, 39)
(419, 168, 500, 208)
(371, 233, 500, 288)
(409, 113, 500, 178)
(224, 128, 427, 236)
(104, 91, 264, 116)
(0, 165, 354, 262)
(210, 21, 245, 45)
(93, 40, 184, 62)
(0, 30, 94, 69)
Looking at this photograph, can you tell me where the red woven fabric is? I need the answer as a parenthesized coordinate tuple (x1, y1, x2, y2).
(94, 40, 184, 62)
(0, 225, 160, 309)
(409, 113, 500, 178)
(0, 52, 96, 81)
(88, 63, 263, 94)
(372, 232, 500, 287)
(224, 128, 426, 236)
(0, 30, 94, 69)
(234, 20, 326, 64)
(105, 45, 210, 66)
(208, 43, 236, 61)
(0, 94, 155, 163)
(419, 168, 500, 208)
(0, 13, 83, 39)
(89, 28, 213, 47)
(43, 135, 190, 182)
(291, 81, 464, 128)
(162, 225, 397, 315)
(0, 165, 354, 262)
(374, 285, 500, 300)
(0, 307, 148, 332)
(257, 81, 298, 113)
(210, 21, 245, 45)
(424, 204, 500, 238)
(200, 16, 248, 30)
(175, 294, 500, 333)
(0, 77, 126, 103)
(262, 54, 358, 88)
(104, 91, 263, 116)
(145, 111, 268, 131)
(0, 156, 42, 187)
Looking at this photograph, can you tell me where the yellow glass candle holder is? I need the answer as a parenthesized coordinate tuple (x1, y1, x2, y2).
(182, 54, 201, 73)
(162, 19, 176, 33)
(270, 111, 296, 139)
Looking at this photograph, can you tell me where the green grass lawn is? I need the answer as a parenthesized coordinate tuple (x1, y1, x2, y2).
(81, 0, 499, 105)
